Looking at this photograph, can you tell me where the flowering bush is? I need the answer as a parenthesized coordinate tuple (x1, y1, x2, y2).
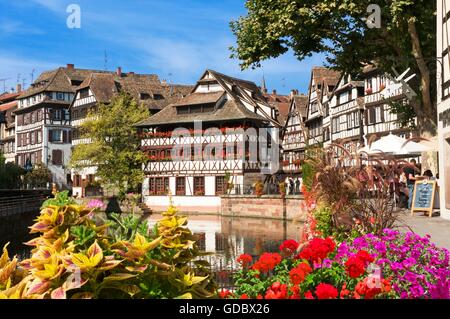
(0, 192, 216, 299)
(336, 229, 450, 299)
(229, 233, 450, 299)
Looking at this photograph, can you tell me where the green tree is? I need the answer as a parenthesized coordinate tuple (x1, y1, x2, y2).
(24, 164, 52, 188)
(70, 92, 149, 198)
(0, 151, 25, 189)
(230, 0, 436, 135)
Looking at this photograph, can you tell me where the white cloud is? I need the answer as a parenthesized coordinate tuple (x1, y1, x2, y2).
(0, 53, 59, 92)
(0, 20, 45, 36)
(29, 0, 65, 12)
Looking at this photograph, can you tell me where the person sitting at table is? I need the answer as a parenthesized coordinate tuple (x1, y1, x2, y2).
(403, 159, 419, 209)
(423, 170, 434, 180)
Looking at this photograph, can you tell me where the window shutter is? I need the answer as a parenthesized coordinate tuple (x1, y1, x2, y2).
(52, 149, 63, 165)
(68, 130, 72, 143)
(63, 130, 68, 143)
(48, 130, 53, 142)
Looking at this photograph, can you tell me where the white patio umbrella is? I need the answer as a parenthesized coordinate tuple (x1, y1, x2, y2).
(358, 133, 430, 156)
(358, 133, 430, 209)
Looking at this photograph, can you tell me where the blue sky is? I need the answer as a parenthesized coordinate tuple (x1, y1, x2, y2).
(0, 0, 325, 95)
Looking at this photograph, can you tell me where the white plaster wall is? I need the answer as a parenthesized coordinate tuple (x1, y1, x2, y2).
(144, 195, 221, 211)
(169, 176, 176, 195)
(186, 176, 194, 196)
(205, 176, 215, 196)
(437, 0, 450, 220)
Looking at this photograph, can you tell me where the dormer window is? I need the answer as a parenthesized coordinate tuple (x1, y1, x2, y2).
(153, 94, 164, 100)
(80, 88, 89, 99)
(140, 93, 151, 100)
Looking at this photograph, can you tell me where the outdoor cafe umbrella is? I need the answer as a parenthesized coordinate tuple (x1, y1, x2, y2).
(358, 133, 430, 157)
(358, 133, 430, 209)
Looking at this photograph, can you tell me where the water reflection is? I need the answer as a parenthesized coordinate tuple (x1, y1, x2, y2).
(1, 212, 303, 289)
(147, 214, 304, 288)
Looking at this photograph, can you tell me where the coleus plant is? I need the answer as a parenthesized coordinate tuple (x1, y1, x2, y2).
(0, 192, 216, 299)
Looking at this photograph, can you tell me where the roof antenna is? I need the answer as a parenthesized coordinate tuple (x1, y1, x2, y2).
(104, 50, 108, 71)
(168, 72, 173, 96)
(30, 69, 35, 84)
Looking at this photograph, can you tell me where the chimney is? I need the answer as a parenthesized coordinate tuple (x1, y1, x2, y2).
(66, 63, 74, 70)
(16, 83, 22, 93)
(116, 67, 122, 76)
(161, 79, 167, 85)
(272, 89, 277, 95)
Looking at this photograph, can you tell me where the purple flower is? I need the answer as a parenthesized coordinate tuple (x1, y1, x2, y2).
(86, 199, 104, 210)
(322, 259, 332, 268)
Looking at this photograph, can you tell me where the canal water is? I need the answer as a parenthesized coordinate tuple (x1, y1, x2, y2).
(1, 213, 303, 288)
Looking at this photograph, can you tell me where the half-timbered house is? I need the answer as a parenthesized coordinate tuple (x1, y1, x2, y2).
(304, 67, 340, 147)
(15, 64, 93, 188)
(361, 65, 415, 141)
(136, 69, 280, 212)
(281, 94, 308, 172)
(329, 74, 365, 152)
(69, 67, 193, 197)
(437, 0, 450, 220)
(0, 86, 21, 163)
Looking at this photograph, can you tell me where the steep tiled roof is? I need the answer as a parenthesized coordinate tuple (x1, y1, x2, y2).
(263, 93, 291, 126)
(18, 67, 99, 99)
(75, 72, 193, 110)
(172, 91, 224, 107)
(135, 98, 267, 127)
(0, 92, 21, 103)
(292, 95, 308, 118)
(136, 70, 272, 127)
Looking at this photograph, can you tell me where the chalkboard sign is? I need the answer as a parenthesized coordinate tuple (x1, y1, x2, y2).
(411, 180, 437, 217)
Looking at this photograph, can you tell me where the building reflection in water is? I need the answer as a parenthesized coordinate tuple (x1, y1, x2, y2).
(147, 214, 303, 288)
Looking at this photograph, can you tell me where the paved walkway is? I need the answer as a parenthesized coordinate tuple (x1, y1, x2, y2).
(396, 210, 450, 250)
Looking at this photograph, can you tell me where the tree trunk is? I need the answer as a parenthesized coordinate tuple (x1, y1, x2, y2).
(407, 19, 437, 136)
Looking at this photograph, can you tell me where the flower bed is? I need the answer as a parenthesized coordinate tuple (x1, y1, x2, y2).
(222, 232, 450, 299)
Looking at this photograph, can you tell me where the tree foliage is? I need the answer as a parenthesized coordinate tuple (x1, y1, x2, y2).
(24, 164, 52, 188)
(230, 0, 437, 134)
(70, 92, 149, 197)
(0, 152, 25, 189)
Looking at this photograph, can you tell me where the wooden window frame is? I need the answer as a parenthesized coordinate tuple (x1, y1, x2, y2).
(176, 177, 186, 196)
(193, 176, 205, 196)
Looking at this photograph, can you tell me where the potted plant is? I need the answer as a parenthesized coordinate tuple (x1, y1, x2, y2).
(365, 87, 373, 95)
(255, 181, 264, 197)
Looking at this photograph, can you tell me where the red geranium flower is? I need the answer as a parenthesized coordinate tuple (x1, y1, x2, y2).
(240, 294, 249, 299)
(340, 283, 351, 299)
(345, 256, 366, 278)
(219, 289, 233, 299)
(265, 282, 288, 299)
(356, 250, 374, 264)
(289, 262, 312, 285)
(251, 253, 282, 273)
(304, 291, 315, 299)
(237, 254, 252, 268)
(298, 237, 336, 263)
(279, 239, 299, 255)
(315, 283, 338, 299)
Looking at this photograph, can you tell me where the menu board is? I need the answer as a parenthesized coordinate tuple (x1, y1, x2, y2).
(411, 180, 437, 217)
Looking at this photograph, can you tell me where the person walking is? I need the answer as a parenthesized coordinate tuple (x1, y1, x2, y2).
(403, 159, 418, 209)
(295, 177, 301, 194)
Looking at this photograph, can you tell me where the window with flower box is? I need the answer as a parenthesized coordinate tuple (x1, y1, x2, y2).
(194, 176, 205, 196)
